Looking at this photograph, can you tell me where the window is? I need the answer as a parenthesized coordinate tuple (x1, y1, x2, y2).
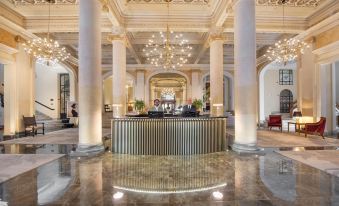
(280, 89, 293, 113)
(279, 70, 293, 85)
(59, 73, 70, 117)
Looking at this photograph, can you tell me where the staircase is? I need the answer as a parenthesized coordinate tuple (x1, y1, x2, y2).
(35, 110, 53, 121)
(37, 119, 65, 133)
(35, 111, 65, 133)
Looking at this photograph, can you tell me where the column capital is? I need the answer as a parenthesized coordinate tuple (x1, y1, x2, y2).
(108, 26, 127, 43)
(107, 34, 127, 43)
(136, 69, 146, 73)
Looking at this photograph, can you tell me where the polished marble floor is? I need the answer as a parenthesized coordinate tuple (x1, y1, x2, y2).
(0, 144, 339, 206)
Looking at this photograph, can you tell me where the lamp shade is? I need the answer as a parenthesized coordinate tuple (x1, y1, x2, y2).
(293, 111, 302, 117)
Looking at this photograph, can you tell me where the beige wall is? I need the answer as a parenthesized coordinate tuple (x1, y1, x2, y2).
(35, 63, 75, 119)
(336, 61, 339, 104)
(0, 28, 17, 48)
(263, 69, 297, 118)
(315, 26, 339, 49)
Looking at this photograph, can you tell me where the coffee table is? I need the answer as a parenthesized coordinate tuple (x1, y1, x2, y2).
(287, 122, 306, 135)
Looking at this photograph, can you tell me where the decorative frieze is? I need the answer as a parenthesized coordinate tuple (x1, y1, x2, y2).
(256, 0, 325, 7)
(126, 0, 209, 5)
(7, 0, 78, 5)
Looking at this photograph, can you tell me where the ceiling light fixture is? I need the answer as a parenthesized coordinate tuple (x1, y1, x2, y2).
(22, 0, 70, 66)
(142, 1, 192, 69)
(264, 0, 309, 66)
(161, 88, 175, 97)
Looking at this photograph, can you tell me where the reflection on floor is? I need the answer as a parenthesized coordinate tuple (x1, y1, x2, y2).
(0, 149, 338, 205)
(227, 129, 339, 148)
(278, 150, 339, 177)
(0, 128, 339, 205)
(0, 128, 111, 145)
(0, 153, 64, 183)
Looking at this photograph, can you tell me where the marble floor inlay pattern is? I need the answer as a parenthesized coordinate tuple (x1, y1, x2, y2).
(0, 146, 338, 206)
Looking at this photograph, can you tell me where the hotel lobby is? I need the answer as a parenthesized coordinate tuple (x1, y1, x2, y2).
(1, 0, 339, 205)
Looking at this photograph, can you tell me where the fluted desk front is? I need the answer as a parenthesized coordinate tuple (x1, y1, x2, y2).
(111, 117, 227, 155)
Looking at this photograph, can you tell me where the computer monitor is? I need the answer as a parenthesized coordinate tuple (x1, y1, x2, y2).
(182, 111, 198, 117)
(148, 111, 164, 118)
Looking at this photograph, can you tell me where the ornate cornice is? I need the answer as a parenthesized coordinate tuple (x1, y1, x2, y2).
(256, 0, 325, 7)
(6, 0, 78, 5)
(126, 0, 209, 5)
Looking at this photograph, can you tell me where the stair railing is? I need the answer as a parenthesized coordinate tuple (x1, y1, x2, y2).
(289, 100, 297, 118)
(35, 100, 55, 111)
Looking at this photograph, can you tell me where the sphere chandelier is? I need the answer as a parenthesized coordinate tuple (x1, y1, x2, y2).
(143, 2, 192, 69)
(22, 0, 70, 66)
(264, 0, 309, 65)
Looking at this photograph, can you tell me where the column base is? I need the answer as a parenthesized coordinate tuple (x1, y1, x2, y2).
(70, 144, 105, 157)
(231, 143, 260, 153)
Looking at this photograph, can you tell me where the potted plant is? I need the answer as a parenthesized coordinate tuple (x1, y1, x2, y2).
(134, 99, 145, 113)
(192, 99, 203, 112)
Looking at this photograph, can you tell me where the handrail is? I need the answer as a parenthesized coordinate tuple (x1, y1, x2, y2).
(35, 100, 55, 111)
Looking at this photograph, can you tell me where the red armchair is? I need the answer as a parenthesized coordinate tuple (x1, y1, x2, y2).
(303, 117, 326, 139)
(267, 115, 282, 132)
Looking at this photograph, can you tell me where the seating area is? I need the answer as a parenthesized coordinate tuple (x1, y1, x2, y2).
(23, 115, 45, 137)
(267, 115, 282, 132)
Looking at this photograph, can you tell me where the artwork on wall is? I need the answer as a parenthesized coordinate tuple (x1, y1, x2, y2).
(67, 101, 78, 118)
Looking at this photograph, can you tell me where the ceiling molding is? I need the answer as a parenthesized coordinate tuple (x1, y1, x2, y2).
(256, 0, 326, 7)
(296, 11, 339, 40)
(126, 0, 209, 4)
(6, 0, 78, 5)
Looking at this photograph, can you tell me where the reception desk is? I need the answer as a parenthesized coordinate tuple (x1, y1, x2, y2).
(111, 117, 227, 155)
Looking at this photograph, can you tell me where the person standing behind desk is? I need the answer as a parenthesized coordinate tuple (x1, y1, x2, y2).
(149, 99, 164, 112)
(182, 99, 196, 113)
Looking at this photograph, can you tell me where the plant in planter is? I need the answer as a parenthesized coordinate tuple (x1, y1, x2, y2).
(134, 99, 145, 113)
(192, 99, 203, 111)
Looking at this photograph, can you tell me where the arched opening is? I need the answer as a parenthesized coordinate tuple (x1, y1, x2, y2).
(280, 89, 293, 113)
(202, 74, 233, 112)
(149, 73, 187, 110)
(35, 62, 76, 120)
(259, 62, 297, 122)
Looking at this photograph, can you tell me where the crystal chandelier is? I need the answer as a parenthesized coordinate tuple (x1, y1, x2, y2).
(161, 88, 175, 97)
(143, 2, 192, 69)
(22, 0, 70, 66)
(265, 0, 309, 65)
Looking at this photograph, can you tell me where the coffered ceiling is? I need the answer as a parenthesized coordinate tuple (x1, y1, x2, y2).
(1, 0, 338, 68)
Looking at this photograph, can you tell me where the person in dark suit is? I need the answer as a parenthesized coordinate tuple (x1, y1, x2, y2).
(182, 99, 196, 113)
(149, 99, 164, 112)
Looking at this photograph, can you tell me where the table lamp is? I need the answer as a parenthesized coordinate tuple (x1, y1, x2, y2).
(293, 111, 302, 123)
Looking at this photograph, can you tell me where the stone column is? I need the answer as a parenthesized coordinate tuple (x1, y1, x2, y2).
(3, 63, 16, 136)
(135, 70, 145, 101)
(316, 64, 334, 134)
(77, 0, 103, 154)
(298, 44, 317, 122)
(209, 38, 224, 116)
(233, 0, 257, 151)
(191, 70, 202, 101)
(109, 28, 126, 117)
(15, 45, 35, 132)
